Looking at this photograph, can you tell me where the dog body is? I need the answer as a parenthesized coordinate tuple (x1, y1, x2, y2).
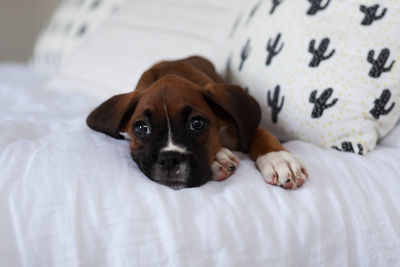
(87, 56, 307, 189)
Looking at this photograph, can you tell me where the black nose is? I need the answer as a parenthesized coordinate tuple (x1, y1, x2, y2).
(157, 152, 184, 171)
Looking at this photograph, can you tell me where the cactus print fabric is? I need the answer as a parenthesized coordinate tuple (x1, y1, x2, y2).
(32, 0, 125, 73)
(226, 0, 400, 155)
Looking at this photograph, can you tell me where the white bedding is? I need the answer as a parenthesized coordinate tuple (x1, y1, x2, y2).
(1, 64, 400, 267)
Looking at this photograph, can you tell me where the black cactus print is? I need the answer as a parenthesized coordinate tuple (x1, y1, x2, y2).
(229, 14, 242, 38)
(247, 1, 262, 24)
(360, 4, 387, 26)
(307, 0, 331, 15)
(309, 88, 338, 118)
(367, 48, 395, 78)
(90, 0, 102, 10)
(225, 54, 232, 82)
(332, 142, 364, 155)
(267, 85, 285, 123)
(266, 33, 284, 66)
(270, 0, 284, 14)
(76, 24, 88, 38)
(239, 39, 251, 71)
(308, 38, 335, 67)
(370, 89, 395, 119)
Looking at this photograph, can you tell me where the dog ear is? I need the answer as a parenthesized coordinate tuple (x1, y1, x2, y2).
(203, 84, 261, 152)
(86, 91, 141, 139)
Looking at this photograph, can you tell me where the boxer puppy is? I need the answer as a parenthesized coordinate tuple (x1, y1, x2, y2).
(87, 56, 308, 189)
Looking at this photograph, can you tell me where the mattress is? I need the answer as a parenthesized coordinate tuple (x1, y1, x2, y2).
(0, 63, 399, 267)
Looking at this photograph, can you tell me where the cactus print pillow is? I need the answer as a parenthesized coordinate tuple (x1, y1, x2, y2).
(226, 0, 400, 155)
(32, 0, 125, 73)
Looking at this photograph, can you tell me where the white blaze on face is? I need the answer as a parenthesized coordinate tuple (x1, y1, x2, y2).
(161, 104, 188, 154)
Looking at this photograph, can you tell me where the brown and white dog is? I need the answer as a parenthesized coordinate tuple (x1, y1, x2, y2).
(87, 56, 308, 190)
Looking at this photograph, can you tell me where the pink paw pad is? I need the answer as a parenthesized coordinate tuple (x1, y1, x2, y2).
(211, 148, 239, 182)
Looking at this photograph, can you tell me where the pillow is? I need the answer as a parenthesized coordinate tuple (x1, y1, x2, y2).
(31, 0, 125, 73)
(47, 0, 247, 98)
(226, 0, 400, 155)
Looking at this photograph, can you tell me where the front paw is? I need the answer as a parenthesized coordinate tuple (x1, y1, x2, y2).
(211, 147, 239, 181)
(256, 151, 308, 189)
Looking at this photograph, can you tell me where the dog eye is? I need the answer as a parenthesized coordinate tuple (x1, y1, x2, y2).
(134, 121, 151, 137)
(189, 116, 206, 132)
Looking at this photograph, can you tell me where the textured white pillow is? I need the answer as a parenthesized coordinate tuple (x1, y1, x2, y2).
(32, 0, 125, 73)
(226, 0, 400, 155)
(48, 0, 247, 98)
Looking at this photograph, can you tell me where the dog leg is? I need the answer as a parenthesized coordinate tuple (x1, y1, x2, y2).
(211, 147, 239, 181)
(249, 128, 308, 189)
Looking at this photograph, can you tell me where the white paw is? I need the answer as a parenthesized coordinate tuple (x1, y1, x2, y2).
(256, 151, 308, 190)
(211, 147, 239, 181)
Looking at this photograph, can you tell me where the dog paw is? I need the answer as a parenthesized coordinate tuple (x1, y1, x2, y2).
(211, 147, 239, 181)
(256, 151, 308, 190)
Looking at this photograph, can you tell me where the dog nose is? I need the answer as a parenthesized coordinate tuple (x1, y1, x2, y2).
(157, 152, 183, 171)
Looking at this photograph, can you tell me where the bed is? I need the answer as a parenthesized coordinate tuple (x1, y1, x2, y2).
(1, 0, 400, 266)
(1, 63, 399, 266)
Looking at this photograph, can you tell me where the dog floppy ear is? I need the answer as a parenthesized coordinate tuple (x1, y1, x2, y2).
(203, 84, 261, 152)
(86, 91, 141, 139)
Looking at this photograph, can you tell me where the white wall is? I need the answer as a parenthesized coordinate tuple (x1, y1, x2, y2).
(0, 0, 60, 62)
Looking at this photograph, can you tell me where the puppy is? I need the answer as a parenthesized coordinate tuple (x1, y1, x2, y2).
(87, 56, 308, 189)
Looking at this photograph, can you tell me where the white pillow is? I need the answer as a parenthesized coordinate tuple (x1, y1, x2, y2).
(48, 0, 247, 98)
(32, 0, 125, 73)
(226, 0, 400, 155)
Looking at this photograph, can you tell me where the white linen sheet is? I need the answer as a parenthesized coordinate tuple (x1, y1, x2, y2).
(1, 64, 399, 267)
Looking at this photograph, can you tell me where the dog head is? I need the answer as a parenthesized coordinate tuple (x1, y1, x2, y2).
(87, 74, 260, 189)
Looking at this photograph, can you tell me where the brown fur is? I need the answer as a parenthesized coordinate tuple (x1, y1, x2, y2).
(87, 56, 286, 178)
